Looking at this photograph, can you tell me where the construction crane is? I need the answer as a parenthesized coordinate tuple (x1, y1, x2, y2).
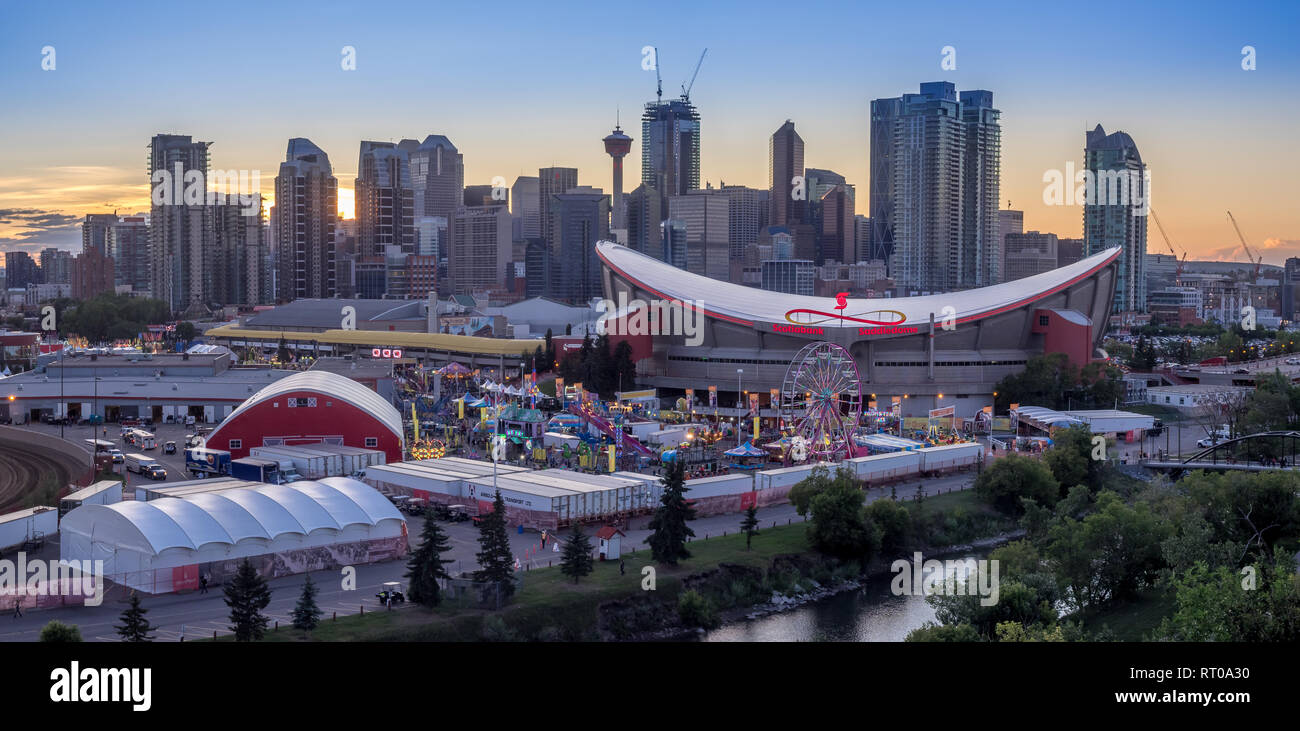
(1150, 209, 1187, 285)
(681, 48, 708, 102)
(652, 46, 663, 102)
(1227, 210, 1263, 282)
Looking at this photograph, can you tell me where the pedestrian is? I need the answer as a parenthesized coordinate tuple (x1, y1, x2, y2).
(619, 558, 625, 576)
(12, 598, 21, 619)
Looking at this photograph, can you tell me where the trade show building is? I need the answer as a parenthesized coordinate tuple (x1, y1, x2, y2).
(59, 477, 407, 594)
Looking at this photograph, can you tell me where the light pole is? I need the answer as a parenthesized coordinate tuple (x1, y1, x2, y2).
(736, 369, 744, 446)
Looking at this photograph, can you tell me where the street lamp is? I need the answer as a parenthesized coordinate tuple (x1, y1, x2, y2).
(736, 369, 744, 446)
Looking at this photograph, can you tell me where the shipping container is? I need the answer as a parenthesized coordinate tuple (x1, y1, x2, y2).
(683, 473, 755, 499)
(250, 446, 335, 479)
(542, 431, 580, 449)
(845, 451, 922, 482)
(917, 443, 983, 473)
(59, 480, 123, 518)
(756, 462, 832, 492)
(230, 457, 282, 484)
(0, 506, 58, 552)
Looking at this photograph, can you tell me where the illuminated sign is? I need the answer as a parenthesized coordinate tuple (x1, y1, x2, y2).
(371, 348, 403, 358)
(783, 306, 907, 327)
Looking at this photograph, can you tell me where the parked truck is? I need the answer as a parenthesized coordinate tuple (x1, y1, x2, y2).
(58, 479, 124, 518)
(249, 446, 332, 479)
(230, 457, 284, 484)
(124, 453, 167, 480)
(186, 447, 232, 478)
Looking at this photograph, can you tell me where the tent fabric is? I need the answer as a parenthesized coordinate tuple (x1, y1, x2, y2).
(723, 441, 767, 458)
(61, 479, 404, 555)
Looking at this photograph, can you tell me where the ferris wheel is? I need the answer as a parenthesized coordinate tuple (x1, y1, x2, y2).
(779, 341, 863, 459)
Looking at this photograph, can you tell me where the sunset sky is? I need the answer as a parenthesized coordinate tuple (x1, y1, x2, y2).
(1, 0, 1297, 263)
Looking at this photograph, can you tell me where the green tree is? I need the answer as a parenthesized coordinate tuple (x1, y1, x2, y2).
(1044, 492, 1169, 610)
(612, 340, 637, 394)
(1157, 558, 1300, 641)
(739, 505, 760, 550)
(677, 589, 718, 629)
(905, 622, 982, 642)
(974, 454, 1060, 515)
(807, 478, 880, 560)
(994, 353, 1078, 410)
(406, 517, 454, 606)
(276, 337, 292, 364)
(543, 328, 555, 369)
(175, 320, 197, 345)
(646, 460, 696, 565)
(1184, 470, 1300, 562)
(39, 620, 82, 642)
(560, 525, 594, 583)
(1042, 425, 1103, 495)
(291, 574, 322, 632)
(865, 498, 912, 555)
(789, 464, 855, 516)
(224, 558, 272, 641)
(473, 491, 517, 600)
(114, 593, 156, 642)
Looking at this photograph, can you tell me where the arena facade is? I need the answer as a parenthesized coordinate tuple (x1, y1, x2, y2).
(596, 241, 1121, 418)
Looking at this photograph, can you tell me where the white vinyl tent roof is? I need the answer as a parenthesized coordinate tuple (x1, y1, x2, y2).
(61, 477, 403, 555)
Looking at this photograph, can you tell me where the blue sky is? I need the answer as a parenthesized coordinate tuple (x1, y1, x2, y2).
(1, 0, 1297, 260)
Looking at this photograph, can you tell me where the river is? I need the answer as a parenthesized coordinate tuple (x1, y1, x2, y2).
(701, 548, 993, 642)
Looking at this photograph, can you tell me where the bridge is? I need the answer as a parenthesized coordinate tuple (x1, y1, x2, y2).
(1141, 431, 1300, 476)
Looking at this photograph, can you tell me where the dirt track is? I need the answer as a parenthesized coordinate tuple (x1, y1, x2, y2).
(0, 428, 91, 514)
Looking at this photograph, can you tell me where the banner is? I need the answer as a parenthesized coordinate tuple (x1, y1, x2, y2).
(928, 406, 955, 419)
(685, 388, 695, 407)
(753, 416, 760, 440)
(607, 445, 616, 473)
(748, 392, 760, 416)
(708, 385, 717, 408)
(769, 388, 779, 408)
(555, 378, 564, 403)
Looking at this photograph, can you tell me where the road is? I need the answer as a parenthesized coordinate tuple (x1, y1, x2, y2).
(0, 468, 979, 641)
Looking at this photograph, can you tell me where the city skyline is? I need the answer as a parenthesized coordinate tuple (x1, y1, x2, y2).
(1, 0, 1297, 264)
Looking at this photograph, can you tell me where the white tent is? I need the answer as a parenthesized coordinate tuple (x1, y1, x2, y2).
(60, 477, 406, 593)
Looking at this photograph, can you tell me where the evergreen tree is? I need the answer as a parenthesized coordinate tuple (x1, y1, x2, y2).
(291, 574, 322, 632)
(613, 340, 637, 394)
(646, 460, 696, 565)
(740, 505, 760, 550)
(533, 345, 545, 374)
(276, 337, 292, 364)
(473, 491, 516, 600)
(565, 323, 572, 335)
(114, 593, 156, 642)
(224, 558, 272, 641)
(406, 517, 454, 606)
(544, 328, 555, 369)
(560, 525, 594, 583)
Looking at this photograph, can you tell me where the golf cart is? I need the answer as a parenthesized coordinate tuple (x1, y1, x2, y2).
(376, 582, 405, 606)
(404, 497, 426, 516)
(446, 504, 471, 522)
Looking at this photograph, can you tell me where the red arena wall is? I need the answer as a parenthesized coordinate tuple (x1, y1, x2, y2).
(205, 388, 403, 461)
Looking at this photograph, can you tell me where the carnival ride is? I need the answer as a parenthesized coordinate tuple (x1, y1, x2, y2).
(778, 341, 864, 460)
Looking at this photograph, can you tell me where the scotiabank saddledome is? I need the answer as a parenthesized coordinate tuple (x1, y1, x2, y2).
(596, 241, 1121, 418)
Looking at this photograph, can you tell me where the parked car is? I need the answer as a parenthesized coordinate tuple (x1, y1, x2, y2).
(1286, 357, 1300, 365)
(1232, 368, 1249, 374)
(1197, 437, 1218, 448)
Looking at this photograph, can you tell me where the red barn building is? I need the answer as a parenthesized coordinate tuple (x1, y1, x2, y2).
(205, 371, 405, 461)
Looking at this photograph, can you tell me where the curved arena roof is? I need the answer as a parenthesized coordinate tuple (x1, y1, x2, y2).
(203, 324, 536, 357)
(209, 370, 403, 443)
(597, 241, 1122, 329)
(60, 478, 404, 555)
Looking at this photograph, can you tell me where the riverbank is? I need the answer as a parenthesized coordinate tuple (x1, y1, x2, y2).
(250, 487, 1014, 642)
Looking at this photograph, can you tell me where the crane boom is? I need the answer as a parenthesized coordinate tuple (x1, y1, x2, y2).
(1150, 208, 1186, 285)
(654, 46, 662, 102)
(1227, 210, 1262, 281)
(682, 48, 707, 100)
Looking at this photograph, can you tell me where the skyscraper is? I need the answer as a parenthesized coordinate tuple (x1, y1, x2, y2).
(39, 248, 73, 284)
(641, 98, 700, 199)
(715, 185, 767, 264)
(81, 213, 118, 255)
(148, 134, 211, 313)
(449, 204, 512, 294)
(71, 247, 115, 300)
(356, 141, 416, 297)
(410, 135, 464, 260)
(511, 176, 540, 240)
(4, 252, 40, 290)
(1083, 124, 1148, 313)
(273, 138, 337, 302)
(769, 120, 805, 229)
(211, 196, 265, 305)
(603, 125, 633, 230)
(669, 193, 729, 281)
(538, 166, 578, 253)
(870, 82, 1001, 292)
(107, 215, 150, 294)
(626, 183, 664, 258)
(549, 187, 609, 302)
